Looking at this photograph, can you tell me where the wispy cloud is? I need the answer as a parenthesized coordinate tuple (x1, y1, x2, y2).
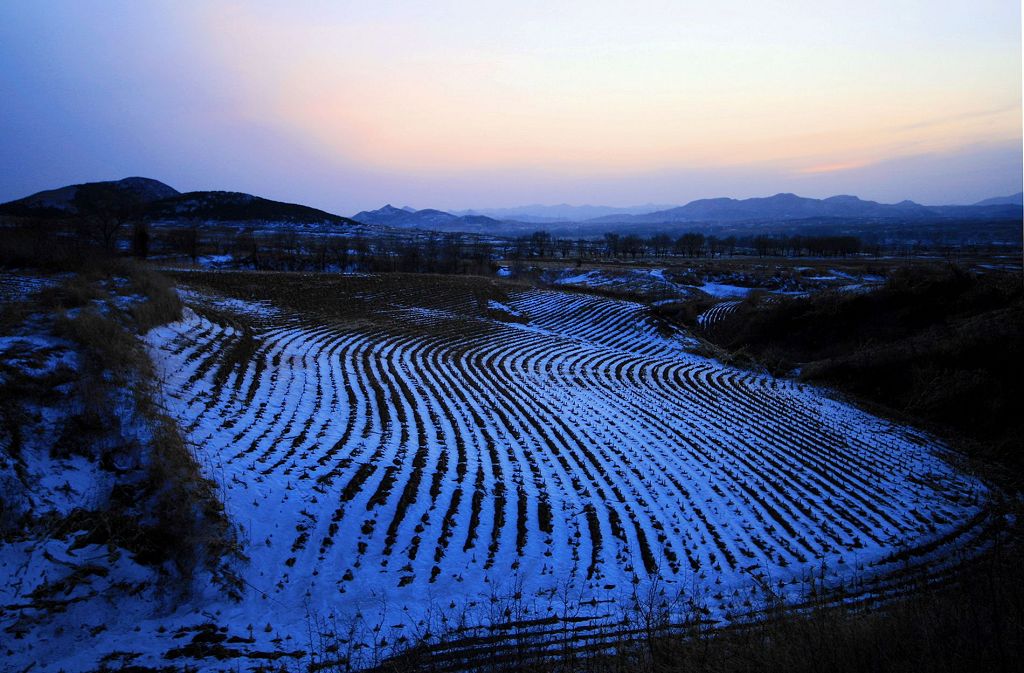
(794, 159, 877, 175)
(897, 104, 1020, 132)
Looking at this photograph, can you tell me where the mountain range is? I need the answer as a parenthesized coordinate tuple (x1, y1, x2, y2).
(351, 204, 503, 232)
(354, 192, 1022, 235)
(583, 192, 1022, 224)
(451, 203, 679, 223)
(2, 178, 1020, 237)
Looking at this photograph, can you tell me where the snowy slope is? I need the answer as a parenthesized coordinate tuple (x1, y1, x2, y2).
(4, 274, 990, 671)
(128, 278, 993, 668)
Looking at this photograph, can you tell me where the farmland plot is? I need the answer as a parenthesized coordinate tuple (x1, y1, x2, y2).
(141, 272, 989, 666)
(696, 300, 743, 335)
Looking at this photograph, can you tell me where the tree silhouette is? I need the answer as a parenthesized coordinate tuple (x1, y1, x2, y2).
(72, 183, 146, 251)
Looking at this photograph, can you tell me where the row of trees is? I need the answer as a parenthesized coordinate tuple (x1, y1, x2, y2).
(508, 231, 862, 260)
(507, 232, 742, 260)
(5, 191, 866, 278)
(157, 228, 497, 275)
(751, 235, 862, 257)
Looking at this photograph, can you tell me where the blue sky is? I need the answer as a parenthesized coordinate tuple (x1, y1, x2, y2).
(1, 1, 1020, 213)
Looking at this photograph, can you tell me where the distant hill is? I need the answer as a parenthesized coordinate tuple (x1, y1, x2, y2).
(353, 204, 503, 232)
(454, 203, 679, 223)
(0, 178, 357, 226)
(584, 193, 963, 224)
(0, 177, 179, 217)
(356, 192, 1021, 239)
(973, 192, 1023, 207)
(147, 191, 355, 225)
(574, 192, 1024, 227)
(5, 180, 1018, 237)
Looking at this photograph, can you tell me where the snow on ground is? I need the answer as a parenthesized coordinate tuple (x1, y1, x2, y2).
(199, 254, 234, 267)
(698, 282, 756, 299)
(487, 299, 522, 317)
(177, 287, 282, 319)
(697, 300, 744, 329)
(0, 272, 64, 303)
(547, 265, 890, 301)
(1, 273, 994, 671)
(550, 267, 770, 299)
(108, 279, 992, 668)
(0, 307, 174, 671)
(551, 267, 679, 292)
(0, 334, 96, 520)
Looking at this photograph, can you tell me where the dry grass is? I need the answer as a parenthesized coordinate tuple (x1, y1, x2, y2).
(342, 527, 1023, 673)
(3, 259, 236, 593)
(55, 306, 144, 377)
(142, 401, 242, 592)
(121, 260, 184, 332)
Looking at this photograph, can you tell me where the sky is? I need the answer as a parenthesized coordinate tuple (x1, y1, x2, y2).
(0, 1, 1021, 214)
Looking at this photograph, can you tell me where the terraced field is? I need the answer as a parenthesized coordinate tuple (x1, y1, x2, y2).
(146, 271, 990, 666)
(696, 300, 743, 335)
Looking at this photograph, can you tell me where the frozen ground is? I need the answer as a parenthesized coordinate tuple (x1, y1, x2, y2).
(0, 271, 64, 303)
(2, 276, 994, 671)
(546, 265, 882, 300)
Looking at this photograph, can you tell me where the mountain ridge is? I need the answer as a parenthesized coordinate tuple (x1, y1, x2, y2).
(353, 204, 504, 232)
(0, 177, 358, 226)
(352, 191, 1022, 235)
(3, 178, 1020, 232)
(452, 203, 680, 223)
(0, 177, 179, 217)
(973, 192, 1023, 207)
(580, 192, 1018, 224)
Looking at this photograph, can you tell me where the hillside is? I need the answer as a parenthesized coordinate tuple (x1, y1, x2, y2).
(147, 190, 357, 225)
(0, 178, 359, 227)
(974, 192, 1024, 207)
(0, 256, 1012, 670)
(669, 266, 1024, 471)
(0, 177, 179, 217)
(354, 193, 1022, 239)
(10, 270, 999, 670)
(0, 261, 239, 667)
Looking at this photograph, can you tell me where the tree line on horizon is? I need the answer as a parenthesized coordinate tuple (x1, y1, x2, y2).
(0, 185, 1002, 276)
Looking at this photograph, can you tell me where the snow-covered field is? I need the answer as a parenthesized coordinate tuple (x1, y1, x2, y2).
(2, 274, 994, 670)
(0, 271, 64, 303)
(545, 265, 880, 300)
(143, 277, 989, 664)
(550, 267, 699, 298)
(697, 300, 744, 331)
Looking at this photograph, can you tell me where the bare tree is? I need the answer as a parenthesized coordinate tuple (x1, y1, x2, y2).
(73, 182, 145, 251)
(530, 230, 552, 258)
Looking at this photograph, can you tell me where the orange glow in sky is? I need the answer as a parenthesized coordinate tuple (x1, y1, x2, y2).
(1, 0, 1020, 210)
(197, 2, 1021, 176)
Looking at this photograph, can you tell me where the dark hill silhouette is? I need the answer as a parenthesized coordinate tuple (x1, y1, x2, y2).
(1, 178, 357, 226)
(147, 191, 355, 224)
(0, 177, 178, 217)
